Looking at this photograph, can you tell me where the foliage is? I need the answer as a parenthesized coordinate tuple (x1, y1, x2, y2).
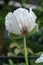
(3, 58, 43, 65)
(3, 7, 43, 55)
(0, 6, 14, 29)
(0, 1, 43, 65)
(3, 59, 25, 65)
(0, 12, 5, 29)
(14, 0, 26, 3)
(39, 0, 43, 7)
(30, 59, 43, 65)
(39, 0, 43, 11)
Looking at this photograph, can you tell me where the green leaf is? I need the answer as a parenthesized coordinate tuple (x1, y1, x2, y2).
(8, 33, 23, 40)
(18, 63, 25, 65)
(8, 59, 14, 65)
(3, 63, 9, 65)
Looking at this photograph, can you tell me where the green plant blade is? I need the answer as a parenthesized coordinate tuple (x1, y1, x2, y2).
(8, 59, 14, 65)
(8, 33, 23, 40)
(26, 25, 38, 38)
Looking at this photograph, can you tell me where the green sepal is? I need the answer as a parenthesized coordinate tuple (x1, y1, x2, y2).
(26, 25, 38, 38)
(8, 33, 23, 40)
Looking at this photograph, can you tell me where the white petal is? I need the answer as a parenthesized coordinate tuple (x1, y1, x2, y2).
(13, 8, 37, 33)
(27, 8, 37, 32)
(27, 16, 36, 32)
(13, 8, 25, 27)
(21, 8, 30, 28)
(5, 12, 21, 34)
(30, 8, 37, 23)
(35, 54, 43, 63)
(13, 8, 29, 28)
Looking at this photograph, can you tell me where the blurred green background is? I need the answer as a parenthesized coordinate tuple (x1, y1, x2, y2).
(0, 0, 43, 65)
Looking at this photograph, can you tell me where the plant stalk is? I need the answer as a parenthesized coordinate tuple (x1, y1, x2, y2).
(23, 35, 28, 65)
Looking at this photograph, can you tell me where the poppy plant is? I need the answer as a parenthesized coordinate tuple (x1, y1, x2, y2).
(5, 8, 38, 65)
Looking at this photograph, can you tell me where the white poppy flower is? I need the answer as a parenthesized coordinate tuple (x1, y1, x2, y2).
(35, 54, 43, 63)
(5, 8, 38, 35)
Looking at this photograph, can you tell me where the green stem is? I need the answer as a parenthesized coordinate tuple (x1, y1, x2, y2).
(23, 35, 28, 65)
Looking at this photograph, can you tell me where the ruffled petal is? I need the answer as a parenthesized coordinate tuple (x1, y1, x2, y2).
(35, 54, 43, 63)
(5, 12, 21, 34)
(27, 15, 35, 32)
(13, 8, 29, 28)
(30, 8, 37, 22)
(27, 8, 37, 32)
